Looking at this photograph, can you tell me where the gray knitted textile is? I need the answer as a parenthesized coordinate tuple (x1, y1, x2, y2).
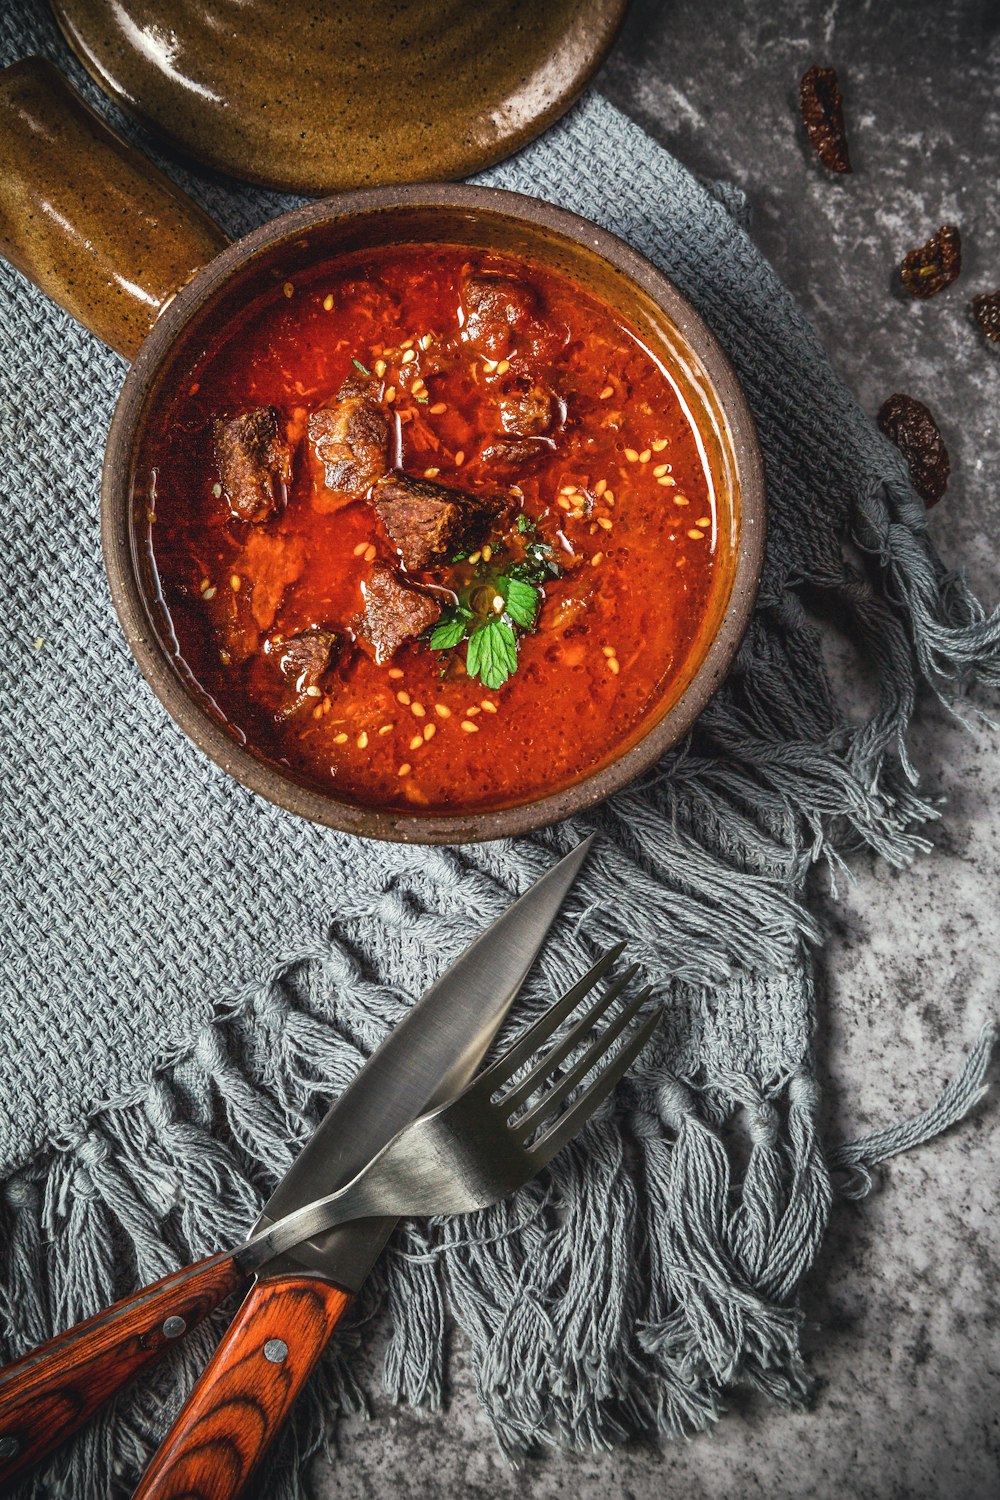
(2, 9, 998, 1498)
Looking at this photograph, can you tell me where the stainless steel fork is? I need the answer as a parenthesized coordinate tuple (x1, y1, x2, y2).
(237, 946, 656, 1269)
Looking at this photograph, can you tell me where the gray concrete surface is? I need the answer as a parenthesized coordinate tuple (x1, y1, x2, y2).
(314, 4, 1000, 1496)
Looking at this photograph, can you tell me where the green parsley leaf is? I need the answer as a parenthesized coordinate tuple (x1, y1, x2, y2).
(352, 357, 371, 375)
(466, 618, 518, 690)
(429, 606, 472, 651)
(516, 512, 536, 535)
(501, 576, 540, 629)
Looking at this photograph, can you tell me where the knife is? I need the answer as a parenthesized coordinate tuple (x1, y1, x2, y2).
(0, 836, 595, 1495)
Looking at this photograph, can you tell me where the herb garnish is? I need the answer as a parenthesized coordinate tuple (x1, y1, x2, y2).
(352, 358, 371, 375)
(429, 516, 558, 691)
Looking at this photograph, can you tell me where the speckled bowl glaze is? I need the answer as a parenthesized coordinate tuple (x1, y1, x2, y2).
(0, 59, 765, 845)
(50, 0, 629, 195)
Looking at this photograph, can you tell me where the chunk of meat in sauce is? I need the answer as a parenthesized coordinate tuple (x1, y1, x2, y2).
(214, 407, 292, 523)
(461, 274, 538, 356)
(307, 376, 390, 512)
(372, 472, 509, 570)
(497, 384, 554, 437)
(277, 627, 339, 693)
(353, 565, 441, 664)
(479, 437, 553, 474)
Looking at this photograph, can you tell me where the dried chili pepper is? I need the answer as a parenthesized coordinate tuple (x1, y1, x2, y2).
(971, 290, 1000, 345)
(899, 224, 961, 299)
(877, 394, 949, 506)
(800, 65, 851, 173)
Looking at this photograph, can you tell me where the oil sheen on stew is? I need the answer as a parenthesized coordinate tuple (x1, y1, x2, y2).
(146, 245, 718, 815)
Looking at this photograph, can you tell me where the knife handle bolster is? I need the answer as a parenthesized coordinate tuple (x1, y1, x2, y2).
(0, 1251, 249, 1489)
(132, 1274, 352, 1499)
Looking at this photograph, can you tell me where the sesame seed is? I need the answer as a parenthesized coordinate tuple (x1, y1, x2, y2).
(481, 700, 497, 713)
(323, 294, 334, 311)
(591, 552, 603, 566)
(602, 645, 616, 658)
(312, 705, 323, 720)
(397, 690, 411, 705)
(492, 594, 505, 613)
(607, 657, 620, 674)
(409, 733, 423, 750)
(653, 464, 669, 477)
(388, 667, 404, 679)
(357, 731, 369, 749)
(429, 402, 447, 415)
(379, 723, 394, 734)
(401, 349, 416, 364)
(696, 517, 711, 528)
(482, 544, 492, 562)
(599, 385, 614, 399)
(353, 541, 368, 556)
(651, 438, 669, 451)
(454, 449, 465, 466)
(495, 359, 510, 374)
(466, 705, 481, 716)
(211, 483, 222, 498)
(482, 358, 498, 373)
(687, 528, 705, 540)
(303, 685, 321, 698)
(374, 358, 387, 377)
(401, 337, 415, 349)
(333, 732, 348, 744)
(419, 333, 434, 350)
(411, 702, 426, 718)
(230, 574, 241, 591)
(624, 447, 639, 462)
(423, 723, 436, 740)
(364, 543, 377, 562)
(594, 478, 607, 496)
(283, 281, 294, 297)
(424, 466, 441, 478)
(673, 494, 689, 506)
(557, 496, 572, 511)
(219, 649, 231, 664)
(199, 578, 210, 593)
(639, 449, 651, 463)
(597, 516, 613, 531)
(657, 475, 676, 487)
(384, 385, 396, 403)
(412, 378, 426, 395)
(460, 720, 479, 733)
(435, 703, 451, 718)
(398, 763, 412, 776)
(560, 484, 577, 496)
(468, 549, 481, 564)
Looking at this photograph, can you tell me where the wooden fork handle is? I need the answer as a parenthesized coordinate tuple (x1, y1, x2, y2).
(132, 1273, 352, 1499)
(0, 1252, 249, 1490)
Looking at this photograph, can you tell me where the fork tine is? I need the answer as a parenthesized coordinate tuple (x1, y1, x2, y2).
(503, 963, 640, 1115)
(473, 943, 626, 1094)
(530, 1006, 659, 1165)
(515, 982, 652, 1139)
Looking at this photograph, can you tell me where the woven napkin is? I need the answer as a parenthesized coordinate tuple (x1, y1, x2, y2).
(1, 6, 997, 1497)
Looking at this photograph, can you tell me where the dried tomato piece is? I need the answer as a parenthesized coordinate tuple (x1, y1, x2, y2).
(971, 290, 1000, 345)
(899, 224, 961, 299)
(877, 394, 949, 506)
(800, 65, 851, 173)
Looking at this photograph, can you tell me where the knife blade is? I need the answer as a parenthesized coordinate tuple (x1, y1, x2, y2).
(256, 832, 595, 1291)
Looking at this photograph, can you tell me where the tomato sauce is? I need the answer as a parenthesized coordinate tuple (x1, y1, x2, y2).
(145, 245, 718, 814)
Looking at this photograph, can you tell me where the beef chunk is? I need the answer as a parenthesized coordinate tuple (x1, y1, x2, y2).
(497, 385, 554, 437)
(461, 274, 538, 356)
(277, 628, 338, 694)
(372, 472, 508, 570)
(353, 565, 441, 664)
(479, 437, 552, 473)
(214, 407, 292, 524)
(308, 376, 389, 507)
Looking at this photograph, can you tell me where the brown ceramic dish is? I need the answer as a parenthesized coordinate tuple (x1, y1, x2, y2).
(50, 0, 629, 195)
(0, 58, 765, 845)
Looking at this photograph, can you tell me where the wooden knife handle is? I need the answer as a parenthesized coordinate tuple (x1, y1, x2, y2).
(0, 1252, 248, 1490)
(132, 1274, 352, 1500)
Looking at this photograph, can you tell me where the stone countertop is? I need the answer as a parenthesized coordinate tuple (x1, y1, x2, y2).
(314, 4, 1000, 1496)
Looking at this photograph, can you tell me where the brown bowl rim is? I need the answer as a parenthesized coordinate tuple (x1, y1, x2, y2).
(101, 183, 766, 844)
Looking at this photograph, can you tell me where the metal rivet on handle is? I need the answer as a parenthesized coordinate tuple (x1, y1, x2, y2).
(263, 1338, 288, 1364)
(162, 1316, 186, 1339)
(0, 1437, 20, 1460)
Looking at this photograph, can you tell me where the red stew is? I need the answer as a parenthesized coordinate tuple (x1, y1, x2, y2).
(145, 244, 718, 814)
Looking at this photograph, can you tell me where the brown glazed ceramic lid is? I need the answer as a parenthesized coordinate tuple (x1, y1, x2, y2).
(49, 0, 628, 195)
